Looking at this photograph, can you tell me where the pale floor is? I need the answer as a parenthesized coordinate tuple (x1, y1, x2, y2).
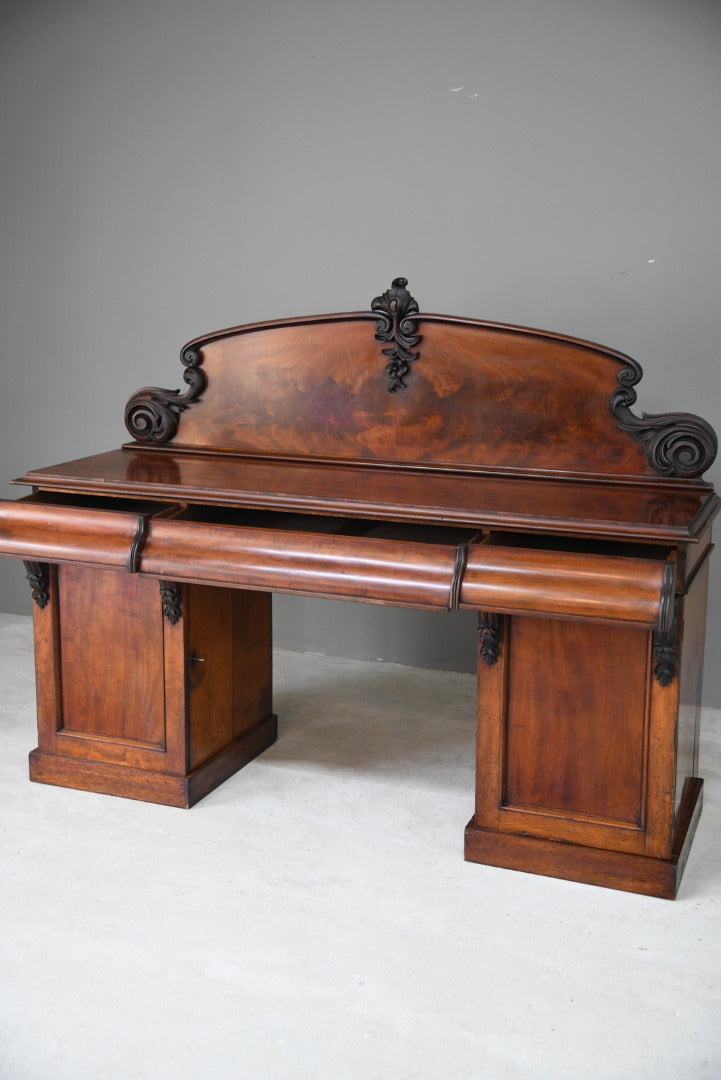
(1, 611, 720, 1080)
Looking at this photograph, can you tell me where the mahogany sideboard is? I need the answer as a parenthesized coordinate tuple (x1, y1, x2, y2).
(1, 278, 718, 898)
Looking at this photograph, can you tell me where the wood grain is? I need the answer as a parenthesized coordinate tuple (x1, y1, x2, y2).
(3, 290, 717, 898)
(15, 449, 717, 543)
(166, 316, 664, 476)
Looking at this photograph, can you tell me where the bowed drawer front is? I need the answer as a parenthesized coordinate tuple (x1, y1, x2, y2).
(1, 496, 675, 621)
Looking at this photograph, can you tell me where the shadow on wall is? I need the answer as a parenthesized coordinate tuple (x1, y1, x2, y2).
(273, 595, 480, 675)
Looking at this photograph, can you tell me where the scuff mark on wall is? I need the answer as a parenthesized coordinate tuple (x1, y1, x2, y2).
(448, 83, 503, 102)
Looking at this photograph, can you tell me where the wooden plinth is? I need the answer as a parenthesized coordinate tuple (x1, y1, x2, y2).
(29, 714, 278, 809)
(464, 777, 703, 900)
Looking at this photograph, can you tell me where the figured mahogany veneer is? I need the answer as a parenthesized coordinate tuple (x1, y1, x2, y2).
(1, 277, 718, 897)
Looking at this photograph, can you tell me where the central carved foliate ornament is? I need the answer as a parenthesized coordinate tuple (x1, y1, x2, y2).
(371, 277, 421, 392)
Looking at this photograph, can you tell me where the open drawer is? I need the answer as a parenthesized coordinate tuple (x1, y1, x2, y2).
(0, 493, 178, 571)
(459, 532, 675, 628)
(0, 494, 675, 625)
(0, 495, 480, 611)
(139, 507, 479, 610)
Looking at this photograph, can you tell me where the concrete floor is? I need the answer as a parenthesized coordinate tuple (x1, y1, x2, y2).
(1, 611, 720, 1080)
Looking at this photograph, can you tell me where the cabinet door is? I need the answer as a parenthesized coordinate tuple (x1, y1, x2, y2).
(186, 584, 272, 772)
(29, 563, 276, 806)
(475, 614, 677, 858)
(57, 565, 166, 747)
(34, 565, 174, 770)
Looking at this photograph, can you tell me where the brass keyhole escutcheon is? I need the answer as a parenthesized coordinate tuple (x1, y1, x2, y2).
(188, 651, 206, 690)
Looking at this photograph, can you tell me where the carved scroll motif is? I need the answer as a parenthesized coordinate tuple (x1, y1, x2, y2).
(159, 580, 182, 625)
(124, 346, 206, 445)
(24, 561, 50, 609)
(478, 612, 501, 666)
(371, 277, 421, 392)
(610, 359, 717, 478)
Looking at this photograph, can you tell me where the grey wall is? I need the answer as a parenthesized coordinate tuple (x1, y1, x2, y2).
(2, 0, 720, 700)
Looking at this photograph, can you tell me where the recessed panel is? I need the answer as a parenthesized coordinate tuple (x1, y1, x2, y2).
(58, 566, 165, 747)
(504, 617, 650, 825)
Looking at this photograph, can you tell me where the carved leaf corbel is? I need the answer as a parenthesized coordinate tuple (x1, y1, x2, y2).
(653, 636, 677, 687)
(478, 612, 501, 666)
(159, 580, 182, 625)
(24, 561, 50, 609)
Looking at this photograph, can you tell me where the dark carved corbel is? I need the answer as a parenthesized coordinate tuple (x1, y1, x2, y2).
(610, 359, 717, 478)
(478, 612, 501, 666)
(124, 345, 206, 444)
(371, 277, 421, 392)
(653, 635, 677, 687)
(24, 561, 50, 609)
(653, 561, 678, 686)
(159, 580, 182, 625)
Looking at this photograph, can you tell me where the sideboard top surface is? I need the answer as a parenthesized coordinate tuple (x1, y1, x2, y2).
(16, 447, 719, 543)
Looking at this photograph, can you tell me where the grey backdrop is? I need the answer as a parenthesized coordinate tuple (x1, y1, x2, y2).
(2, 0, 720, 702)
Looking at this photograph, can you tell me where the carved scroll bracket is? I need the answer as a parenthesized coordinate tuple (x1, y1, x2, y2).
(24, 561, 50, 609)
(478, 612, 501, 666)
(125, 345, 206, 445)
(610, 360, 717, 479)
(371, 277, 421, 392)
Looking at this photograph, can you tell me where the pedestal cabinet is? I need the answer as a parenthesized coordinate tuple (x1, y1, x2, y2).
(27, 564, 275, 806)
(465, 542, 711, 898)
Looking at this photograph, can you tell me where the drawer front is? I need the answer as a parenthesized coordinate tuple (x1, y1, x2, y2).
(460, 543, 671, 627)
(0, 495, 148, 570)
(1, 495, 672, 623)
(1, 496, 465, 610)
(140, 517, 461, 610)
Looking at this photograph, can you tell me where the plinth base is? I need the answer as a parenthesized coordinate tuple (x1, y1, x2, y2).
(464, 778, 703, 900)
(29, 714, 278, 809)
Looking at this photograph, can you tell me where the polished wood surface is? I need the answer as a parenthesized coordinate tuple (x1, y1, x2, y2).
(174, 316, 653, 475)
(504, 618, 649, 825)
(186, 585, 273, 772)
(460, 543, 669, 625)
(140, 514, 466, 609)
(0, 494, 153, 568)
(57, 566, 165, 746)
(0, 496, 674, 620)
(2, 280, 718, 897)
(15, 447, 717, 541)
(465, 776, 704, 900)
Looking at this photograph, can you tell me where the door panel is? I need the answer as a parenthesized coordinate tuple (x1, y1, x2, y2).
(504, 617, 649, 826)
(57, 566, 166, 748)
